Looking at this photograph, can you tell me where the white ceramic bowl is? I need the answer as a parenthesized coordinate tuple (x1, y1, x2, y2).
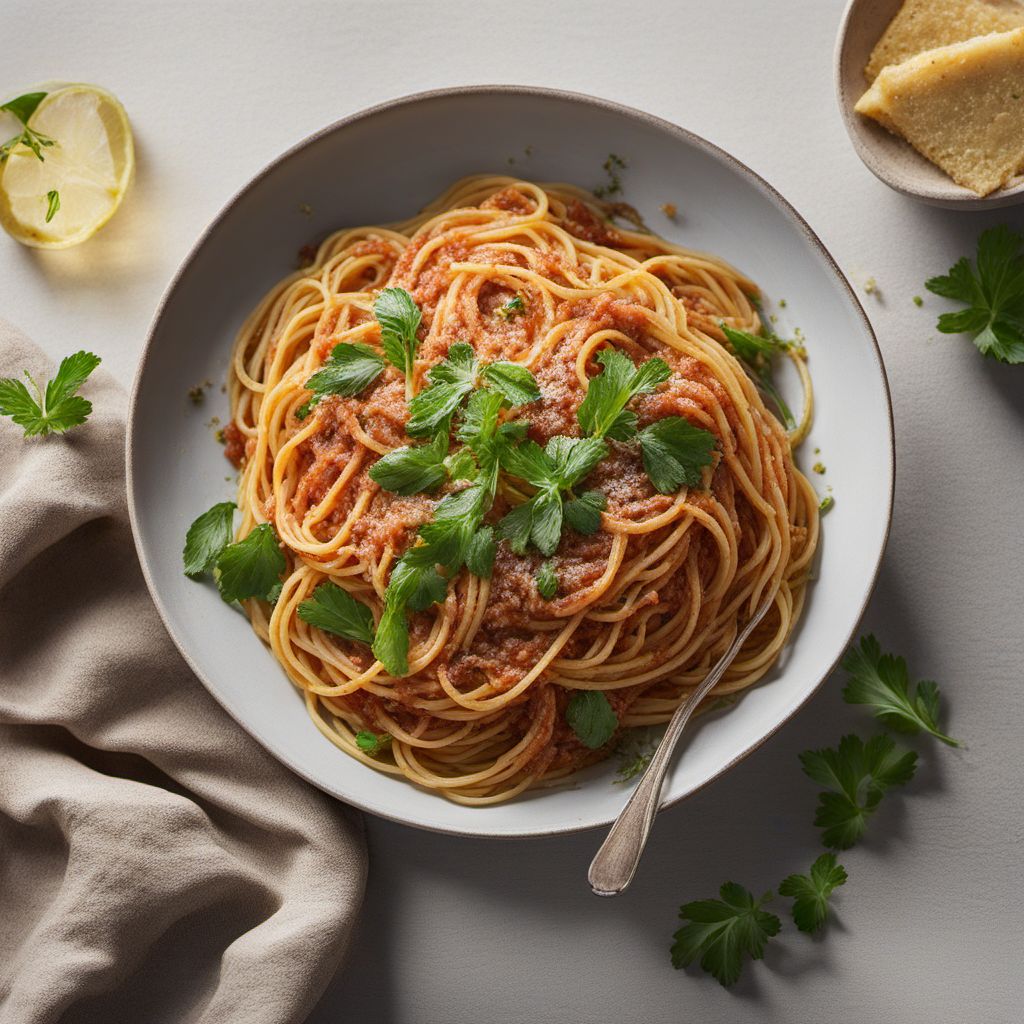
(128, 86, 894, 837)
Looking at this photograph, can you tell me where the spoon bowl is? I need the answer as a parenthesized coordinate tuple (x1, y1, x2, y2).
(835, 0, 1024, 209)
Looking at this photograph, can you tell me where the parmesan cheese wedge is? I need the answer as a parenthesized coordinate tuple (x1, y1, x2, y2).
(856, 28, 1024, 196)
(865, 0, 1024, 82)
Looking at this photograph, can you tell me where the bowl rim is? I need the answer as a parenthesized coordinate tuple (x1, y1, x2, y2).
(126, 83, 896, 838)
(833, 0, 1024, 210)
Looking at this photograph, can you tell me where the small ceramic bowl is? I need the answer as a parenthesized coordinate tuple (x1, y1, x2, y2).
(835, 0, 1024, 209)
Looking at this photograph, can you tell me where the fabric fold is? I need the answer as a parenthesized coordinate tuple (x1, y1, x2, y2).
(0, 321, 366, 1024)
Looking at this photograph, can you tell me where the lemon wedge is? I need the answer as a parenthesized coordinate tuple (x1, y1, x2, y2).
(0, 84, 134, 249)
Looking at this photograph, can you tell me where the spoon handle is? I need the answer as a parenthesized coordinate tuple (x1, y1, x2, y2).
(587, 596, 775, 897)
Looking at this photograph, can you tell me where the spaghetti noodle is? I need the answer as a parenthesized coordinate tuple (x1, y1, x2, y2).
(224, 176, 818, 804)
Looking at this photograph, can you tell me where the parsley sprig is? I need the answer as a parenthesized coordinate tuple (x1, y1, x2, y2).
(778, 853, 848, 934)
(0, 351, 101, 437)
(926, 225, 1024, 364)
(841, 635, 959, 746)
(720, 322, 796, 430)
(0, 92, 54, 163)
(298, 342, 385, 419)
(498, 436, 608, 555)
(800, 733, 917, 850)
(671, 884, 781, 987)
(183, 504, 286, 604)
(297, 581, 375, 646)
(671, 632, 959, 986)
(375, 287, 422, 400)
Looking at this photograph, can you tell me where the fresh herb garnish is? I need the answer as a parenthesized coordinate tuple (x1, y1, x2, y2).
(215, 522, 286, 604)
(563, 489, 606, 534)
(841, 635, 958, 746)
(355, 730, 391, 755)
(925, 225, 1024, 363)
(720, 322, 796, 430)
(535, 560, 558, 599)
(0, 92, 54, 163)
(800, 733, 916, 849)
(671, 884, 781, 987)
(183, 502, 236, 578)
(45, 189, 60, 223)
(465, 526, 497, 578)
(480, 360, 540, 405)
(637, 416, 716, 494)
(369, 432, 450, 495)
(819, 494, 834, 513)
(300, 342, 385, 418)
(576, 349, 670, 440)
(371, 545, 448, 676)
(565, 690, 617, 749)
(297, 581, 375, 645)
(405, 342, 539, 436)
(778, 853, 848, 934)
(498, 436, 608, 556)
(374, 287, 422, 398)
(0, 350, 101, 437)
(495, 294, 526, 320)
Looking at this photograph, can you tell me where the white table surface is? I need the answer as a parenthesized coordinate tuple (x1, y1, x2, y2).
(6, 1, 1023, 1020)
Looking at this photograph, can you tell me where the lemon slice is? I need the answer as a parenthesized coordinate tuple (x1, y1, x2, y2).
(0, 84, 134, 249)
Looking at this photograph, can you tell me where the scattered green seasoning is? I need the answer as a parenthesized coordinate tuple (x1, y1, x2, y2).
(913, 295, 923, 307)
(44, 189, 60, 223)
(593, 152, 626, 199)
(812, 462, 826, 475)
(926, 224, 1024, 363)
(819, 495, 834, 514)
(495, 294, 526, 320)
(0, 350, 101, 437)
(672, 634, 957, 986)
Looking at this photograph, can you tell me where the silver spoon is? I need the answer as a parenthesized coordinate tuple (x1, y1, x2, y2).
(588, 595, 775, 896)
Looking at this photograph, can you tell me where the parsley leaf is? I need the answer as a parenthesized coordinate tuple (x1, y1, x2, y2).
(563, 490, 606, 534)
(720, 322, 796, 430)
(297, 581, 375, 645)
(372, 547, 447, 676)
(302, 342, 385, 414)
(465, 527, 496, 578)
(926, 225, 1024, 363)
(0, 350, 101, 437)
(355, 730, 391, 755)
(406, 342, 478, 436)
(0, 92, 54, 163)
(498, 436, 608, 555)
(778, 853, 848, 934)
(671, 883, 781, 987)
(45, 189, 59, 223)
(215, 522, 286, 604)
(841, 635, 959, 746)
(369, 431, 449, 495)
(638, 416, 716, 493)
(535, 560, 558, 599)
(577, 349, 670, 440)
(800, 733, 917, 849)
(481, 361, 540, 405)
(183, 502, 236, 578)
(374, 287, 422, 395)
(566, 690, 618, 748)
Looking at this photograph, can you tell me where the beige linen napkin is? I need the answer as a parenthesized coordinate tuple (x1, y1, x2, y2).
(0, 321, 366, 1024)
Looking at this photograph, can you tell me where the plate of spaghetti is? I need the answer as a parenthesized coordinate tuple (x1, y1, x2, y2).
(128, 87, 893, 836)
